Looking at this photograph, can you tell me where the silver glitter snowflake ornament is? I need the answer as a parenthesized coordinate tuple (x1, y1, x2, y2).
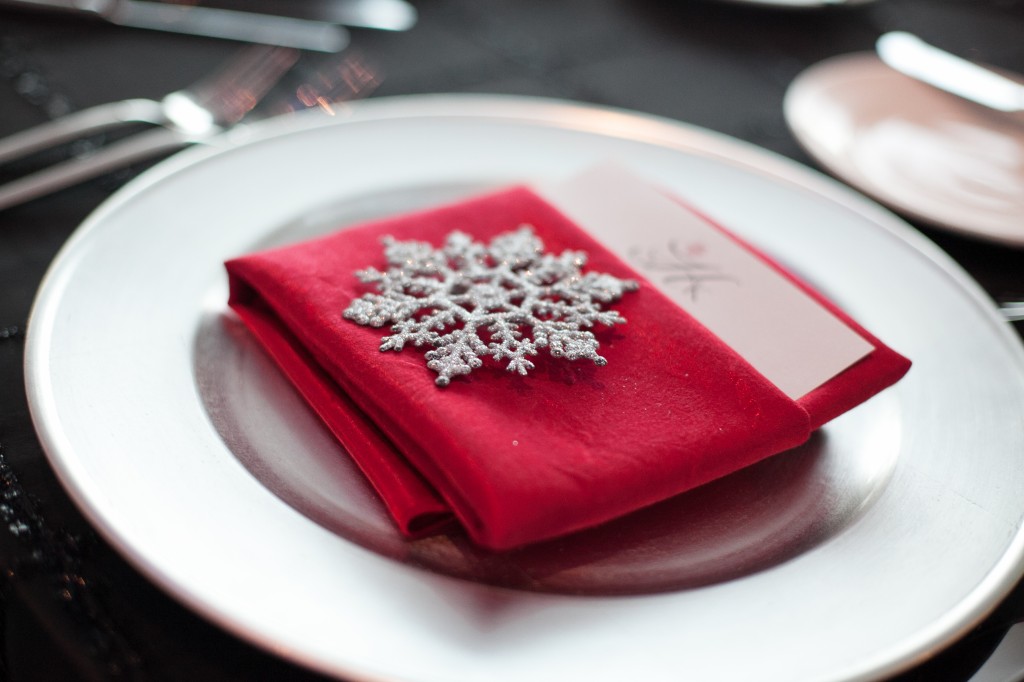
(343, 225, 639, 386)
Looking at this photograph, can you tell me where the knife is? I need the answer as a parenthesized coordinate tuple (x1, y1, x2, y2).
(238, 0, 418, 32)
(876, 31, 1024, 113)
(0, 0, 350, 53)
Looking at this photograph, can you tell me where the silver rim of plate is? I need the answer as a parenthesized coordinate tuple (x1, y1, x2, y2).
(24, 94, 1024, 682)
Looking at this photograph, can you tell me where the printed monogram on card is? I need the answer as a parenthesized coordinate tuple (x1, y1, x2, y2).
(629, 241, 738, 302)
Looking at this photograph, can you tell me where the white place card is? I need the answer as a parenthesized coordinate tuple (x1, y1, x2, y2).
(537, 165, 874, 400)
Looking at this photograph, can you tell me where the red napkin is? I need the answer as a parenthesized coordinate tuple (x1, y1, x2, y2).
(225, 186, 910, 550)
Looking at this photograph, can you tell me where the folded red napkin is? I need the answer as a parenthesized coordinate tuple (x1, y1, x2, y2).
(225, 186, 910, 550)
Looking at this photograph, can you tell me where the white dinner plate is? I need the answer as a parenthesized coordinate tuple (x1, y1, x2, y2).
(25, 95, 1024, 682)
(785, 53, 1024, 248)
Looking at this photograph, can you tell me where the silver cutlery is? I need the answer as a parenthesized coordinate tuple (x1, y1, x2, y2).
(1001, 302, 1024, 323)
(0, 0, 350, 52)
(0, 44, 298, 211)
(967, 622, 1024, 682)
(876, 31, 1024, 113)
(270, 0, 417, 32)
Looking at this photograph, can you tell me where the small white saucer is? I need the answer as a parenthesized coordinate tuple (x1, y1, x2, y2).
(785, 52, 1024, 247)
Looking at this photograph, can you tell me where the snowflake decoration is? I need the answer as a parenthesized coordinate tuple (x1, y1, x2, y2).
(343, 225, 639, 386)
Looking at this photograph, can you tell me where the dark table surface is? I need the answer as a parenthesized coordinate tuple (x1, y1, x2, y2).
(2, 1, 1024, 680)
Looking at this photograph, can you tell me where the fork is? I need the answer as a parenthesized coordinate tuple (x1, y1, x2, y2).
(1002, 302, 1024, 323)
(0, 44, 298, 211)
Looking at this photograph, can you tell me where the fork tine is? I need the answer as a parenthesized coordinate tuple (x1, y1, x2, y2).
(0, 45, 299, 167)
(0, 98, 163, 166)
(185, 45, 300, 126)
(0, 45, 300, 210)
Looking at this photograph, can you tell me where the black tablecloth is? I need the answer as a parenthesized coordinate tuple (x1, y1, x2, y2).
(2, 1, 1023, 680)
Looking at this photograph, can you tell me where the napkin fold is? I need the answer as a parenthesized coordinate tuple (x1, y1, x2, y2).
(225, 185, 910, 550)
